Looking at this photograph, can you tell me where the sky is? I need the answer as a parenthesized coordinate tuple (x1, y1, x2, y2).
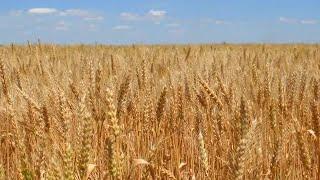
(0, 0, 320, 44)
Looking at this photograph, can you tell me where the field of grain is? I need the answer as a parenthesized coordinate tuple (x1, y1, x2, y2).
(0, 44, 319, 179)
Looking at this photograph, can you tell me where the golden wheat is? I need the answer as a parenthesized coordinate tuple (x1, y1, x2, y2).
(0, 44, 319, 179)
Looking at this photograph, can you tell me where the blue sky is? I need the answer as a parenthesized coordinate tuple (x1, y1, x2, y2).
(0, 0, 319, 44)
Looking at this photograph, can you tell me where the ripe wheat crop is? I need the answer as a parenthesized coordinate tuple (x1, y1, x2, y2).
(0, 44, 320, 179)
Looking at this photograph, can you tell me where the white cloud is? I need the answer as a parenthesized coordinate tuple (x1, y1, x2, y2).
(25, 8, 104, 21)
(280, 17, 318, 25)
(120, 12, 141, 21)
(59, 9, 90, 17)
(113, 25, 131, 30)
(148, 9, 167, 18)
(300, 19, 318, 25)
(28, 8, 58, 15)
(59, 9, 104, 21)
(279, 17, 297, 24)
(120, 9, 167, 23)
(200, 18, 231, 25)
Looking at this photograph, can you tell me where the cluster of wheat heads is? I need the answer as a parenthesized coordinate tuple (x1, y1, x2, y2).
(0, 44, 320, 179)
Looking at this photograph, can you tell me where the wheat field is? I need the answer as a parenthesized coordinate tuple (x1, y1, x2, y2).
(0, 44, 319, 179)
